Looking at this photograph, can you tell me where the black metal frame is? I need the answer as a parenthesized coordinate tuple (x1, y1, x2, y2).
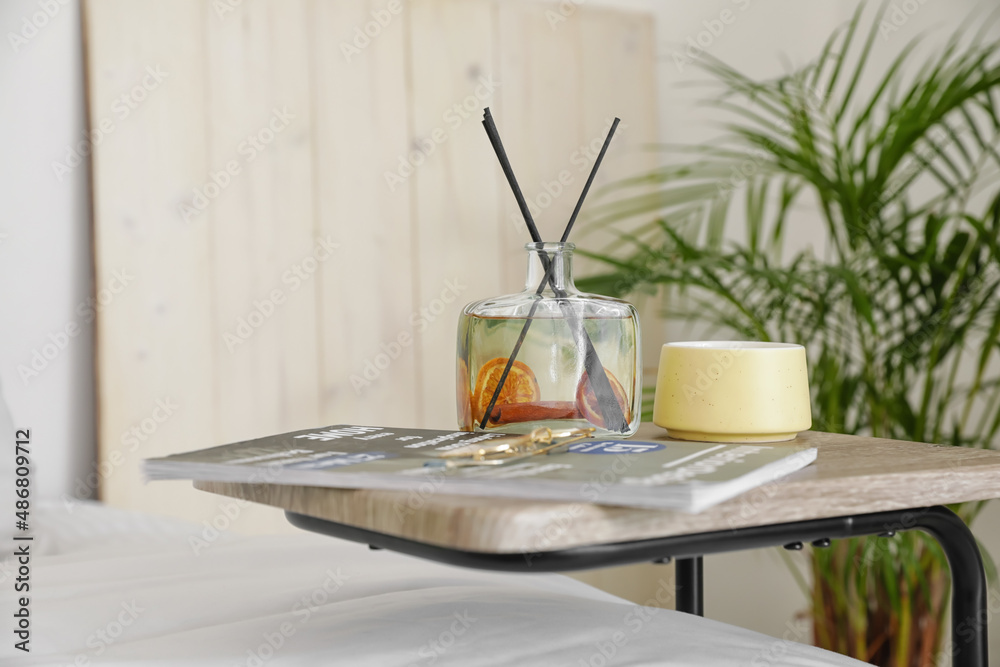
(287, 505, 986, 667)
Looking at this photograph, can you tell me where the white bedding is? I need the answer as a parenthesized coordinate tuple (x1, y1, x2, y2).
(1, 501, 866, 666)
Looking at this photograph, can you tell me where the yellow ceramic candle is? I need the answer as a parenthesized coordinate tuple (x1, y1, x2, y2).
(652, 341, 812, 443)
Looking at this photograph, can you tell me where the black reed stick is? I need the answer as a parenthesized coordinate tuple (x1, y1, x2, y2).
(478, 110, 626, 431)
(562, 117, 619, 242)
(483, 108, 542, 243)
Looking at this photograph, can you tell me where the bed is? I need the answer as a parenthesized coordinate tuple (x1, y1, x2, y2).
(3, 500, 866, 666)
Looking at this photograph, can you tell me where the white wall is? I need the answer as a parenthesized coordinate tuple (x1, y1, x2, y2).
(0, 0, 94, 501)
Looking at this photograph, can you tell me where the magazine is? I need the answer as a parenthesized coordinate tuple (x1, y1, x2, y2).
(144, 424, 816, 513)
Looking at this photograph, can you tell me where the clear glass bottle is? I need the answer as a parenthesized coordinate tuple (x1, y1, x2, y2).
(457, 242, 640, 436)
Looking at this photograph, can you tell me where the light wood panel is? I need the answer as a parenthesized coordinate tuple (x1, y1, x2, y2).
(86, 0, 220, 518)
(312, 0, 419, 429)
(195, 423, 1000, 552)
(203, 0, 323, 531)
(86, 0, 659, 529)
(207, 0, 321, 446)
(407, 0, 503, 429)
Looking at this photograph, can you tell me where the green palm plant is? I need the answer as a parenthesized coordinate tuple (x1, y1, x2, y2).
(577, 3, 1000, 665)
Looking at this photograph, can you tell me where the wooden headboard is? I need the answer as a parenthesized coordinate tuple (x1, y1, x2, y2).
(84, 0, 658, 529)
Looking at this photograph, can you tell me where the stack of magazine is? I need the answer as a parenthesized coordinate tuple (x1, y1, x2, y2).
(144, 424, 816, 513)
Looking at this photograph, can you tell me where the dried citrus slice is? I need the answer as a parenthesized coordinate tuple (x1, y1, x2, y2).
(575, 368, 630, 429)
(457, 358, 473, 431)
(472, 357, 541, 426)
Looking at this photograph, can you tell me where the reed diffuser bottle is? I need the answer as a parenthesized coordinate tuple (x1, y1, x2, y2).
(457, 242, 640, 436)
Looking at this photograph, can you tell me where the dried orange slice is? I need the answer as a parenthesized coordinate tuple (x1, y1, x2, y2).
(575, 368, 630, 429)
(472, 357, 541, 426)
(457, 358, 473, 431)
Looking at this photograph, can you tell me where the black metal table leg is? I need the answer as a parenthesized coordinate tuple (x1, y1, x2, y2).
(675, 556, 703, 616)
(909, 507, 987, 667)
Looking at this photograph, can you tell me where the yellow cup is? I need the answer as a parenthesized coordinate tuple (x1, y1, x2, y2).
(652, 341, 812, 443)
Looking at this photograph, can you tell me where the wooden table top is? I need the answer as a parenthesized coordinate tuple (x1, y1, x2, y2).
(195, 422, 1000, 553)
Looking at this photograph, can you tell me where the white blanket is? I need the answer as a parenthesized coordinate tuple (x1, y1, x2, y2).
(1, 501, 866, 666)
